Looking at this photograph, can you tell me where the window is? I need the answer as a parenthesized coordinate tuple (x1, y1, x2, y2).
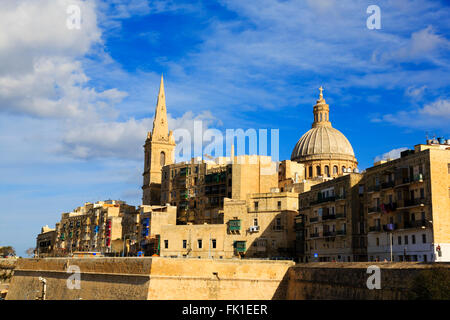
(376, 238, 379, 246)
(183, 240, 187, 249)
(253, 218, 258, 226)
(398, 236, 402, 245)
(212, 239, 216, 249)
(325, 166, 330, 177)
(198, 239, 202, 249)
(254, 201, 259, 211)
(333, 166, 338, 175)
(309, 166, 313, 177)
(277, 201, 281, 210)
(412, 235, 416, 244)
(420, 188, 424, 199)
(342, 166, 346, 173)
(448, 163, 450, 174)
(160, 152, 166, 166)
(164, 240, 168, 249)
(316, 166, 321, 176)
(404, 235, 408, 245)
(422, 234, 426, 243)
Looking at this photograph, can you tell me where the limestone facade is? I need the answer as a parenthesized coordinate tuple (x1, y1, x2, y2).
(160, 155, 278, 225)
(53, 200, 138, 256)
(158, 192, 299, 259)
(298, 173, 365, 262)
(365, 142, 450, 262)
(36, 226, 56, 257)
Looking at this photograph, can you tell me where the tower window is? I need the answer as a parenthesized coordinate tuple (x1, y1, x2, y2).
(316, 166, 321, 176)
(333, 166, 338, 175)
(309, 166, 313, 178)
(160, 151, 166, 166)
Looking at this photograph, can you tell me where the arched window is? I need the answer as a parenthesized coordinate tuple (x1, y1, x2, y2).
(342, 166, 346, 173)
(325, 165, 330, 177)
(333, 165, 338, 175)
(316, 166, 321, 176)
(160, 151, 166, 166)
(309, 166, 313, 178)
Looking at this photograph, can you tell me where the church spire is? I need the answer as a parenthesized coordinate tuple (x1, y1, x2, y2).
(151, 74, 169, 140)
(312, 86, 332, 128)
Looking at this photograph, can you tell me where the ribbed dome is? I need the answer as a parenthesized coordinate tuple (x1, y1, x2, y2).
(291, 126, 355, 162)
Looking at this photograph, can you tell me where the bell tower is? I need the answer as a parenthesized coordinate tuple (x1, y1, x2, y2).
(142, 75, 176, 205)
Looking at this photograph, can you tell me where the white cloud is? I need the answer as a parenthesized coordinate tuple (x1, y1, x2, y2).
(375, 99, 450, 131)
(374, 147, 409, 162)
(57, 110, 220, 160)
(0, 0, 128, 120)
(405, 85, 427, 99)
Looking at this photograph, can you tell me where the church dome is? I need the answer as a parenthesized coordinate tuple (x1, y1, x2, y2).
(290, 126, 355, 162)
(291, 86, 357, 164)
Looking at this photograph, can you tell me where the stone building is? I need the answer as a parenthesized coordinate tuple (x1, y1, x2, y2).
(36, 225, 56, 257)
(53, 200, 138, 256)
(365, 140, 450, 262)
(138, 204, 177, 256)
(142, 75, 176, 205)
(291, 87, 358, 178)
(160, 155, 278, 225)
(298, 173, 365, 262)
(158, 191, 299, 259)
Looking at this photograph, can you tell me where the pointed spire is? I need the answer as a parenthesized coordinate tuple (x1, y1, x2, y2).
(151, 74, 169, 140)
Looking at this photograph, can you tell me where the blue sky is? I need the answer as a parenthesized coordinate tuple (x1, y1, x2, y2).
(0, 0, 449, 256)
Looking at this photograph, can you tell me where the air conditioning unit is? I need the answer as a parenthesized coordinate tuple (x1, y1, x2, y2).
(249, 226, 260, 232)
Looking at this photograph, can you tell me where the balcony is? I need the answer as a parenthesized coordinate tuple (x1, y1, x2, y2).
(336, 230, 346, 236)
(398, 198, 426, 209)
(322, 214, 337, 221)
(395, 174, 423, 188)
(309, 217, 319, 223)
(228, 219, 241, 231)
(403, 220, 431, 229)
(323, 231, 336, 237)
(335, 213, 346, 219)
(380, 202, 397, 213)
(368, 226, 381, 232)
(310, 233, 320, 238)
(368, 206, 381, 214)
(311, 196, 336, 205)
(381, 181, 395, 189)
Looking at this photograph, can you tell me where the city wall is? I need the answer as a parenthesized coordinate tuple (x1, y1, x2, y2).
(5, 257, 293, 300)
(285, 262, 450, 300)
(3, 258, 449, 300)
